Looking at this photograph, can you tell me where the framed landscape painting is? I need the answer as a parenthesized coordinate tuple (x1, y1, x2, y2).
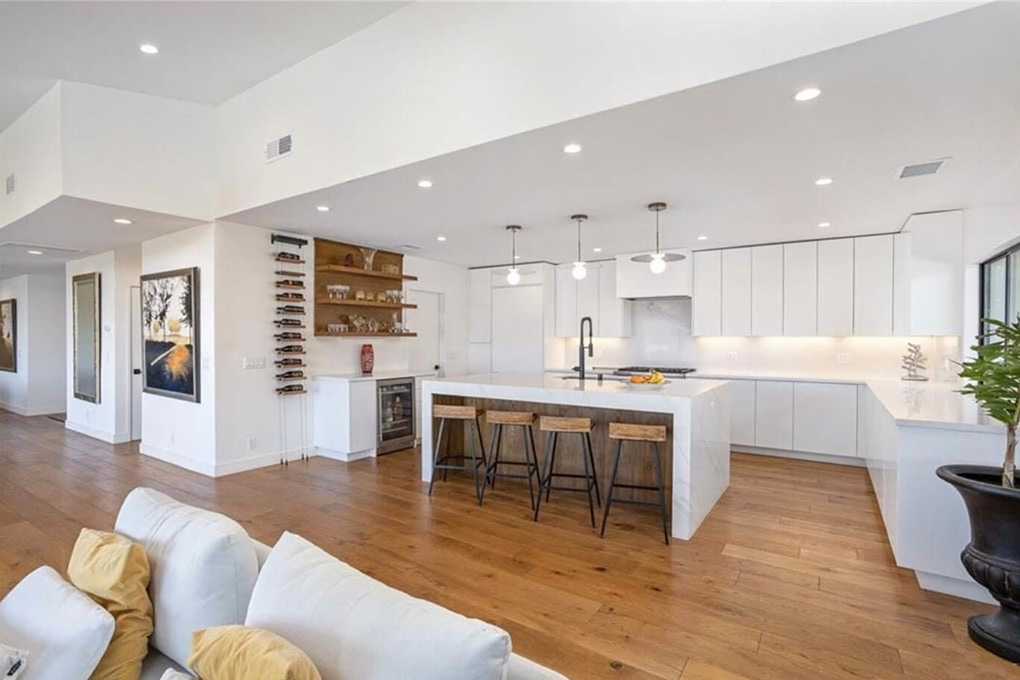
(141, 267, 200, 402)
(0, 299, 15, 373)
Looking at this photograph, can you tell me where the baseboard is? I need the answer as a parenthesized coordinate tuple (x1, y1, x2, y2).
(0, 401, 28, 416)
(139, 443, 217, 477)
(24, 404, 65, 417)
(65, 420, 131, 444)
(731, 445, 865, 467)
(318, 446, 376, 463)
(213, 448, 313, 477)
(915, 570, 996, 605)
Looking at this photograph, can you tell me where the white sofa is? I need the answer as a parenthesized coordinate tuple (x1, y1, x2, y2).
(107, 488, 565, 680)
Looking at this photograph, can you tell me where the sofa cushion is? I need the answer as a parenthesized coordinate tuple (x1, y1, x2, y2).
(140, 650, 186, 680)
(68, 528, 154, 680)
(0, 566, 115, 680)
(188, 625, 322, 680)
(114, 488, 259, 668)
(245, 532, 512, 680)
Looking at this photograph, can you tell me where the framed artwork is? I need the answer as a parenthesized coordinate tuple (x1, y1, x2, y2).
(0, 299, 15, 373)
(141, 267, 200, 402)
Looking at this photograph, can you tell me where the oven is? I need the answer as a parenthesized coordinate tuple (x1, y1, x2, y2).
(377, 378, 416, 454)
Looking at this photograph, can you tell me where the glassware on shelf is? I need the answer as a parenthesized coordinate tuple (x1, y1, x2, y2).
(355, 290, 365, 301)
(360, 247, 377, 271)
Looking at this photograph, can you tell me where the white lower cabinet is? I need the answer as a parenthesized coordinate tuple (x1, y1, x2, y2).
(728, 379, 756, 446)
(792, 382, 858, 457)
(754, 381, 793, 450)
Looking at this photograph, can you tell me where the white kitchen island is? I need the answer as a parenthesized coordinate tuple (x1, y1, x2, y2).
(421, 374, 731, 540)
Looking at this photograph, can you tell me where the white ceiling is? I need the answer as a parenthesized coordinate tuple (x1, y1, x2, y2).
(0, 196, 204, 279)
(227, 3, 1020, 269)
(0, 1, 407, 131)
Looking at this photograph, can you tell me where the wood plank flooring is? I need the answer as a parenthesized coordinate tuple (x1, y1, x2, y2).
(1, 408, 1016, 679)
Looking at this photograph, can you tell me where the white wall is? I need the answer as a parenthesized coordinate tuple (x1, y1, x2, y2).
(60, 82, 216, 221)
(215, 2, 963, 216)
(140, 225, 216, 473)
(65, 248, 138, 441)
(0, 83, 63, 227)
(0, 274, 66, 416)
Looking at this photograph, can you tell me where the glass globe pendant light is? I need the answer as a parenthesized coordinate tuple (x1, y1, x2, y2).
(629, 202, 685, 274)
(571, 214, 588, 280)
(506, 225, 522, 285)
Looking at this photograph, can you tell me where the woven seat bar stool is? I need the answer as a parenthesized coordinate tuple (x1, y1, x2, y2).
(600, 422, 670, 544)
(533, 416, 601, 528)
(480, 411, 541, 510)
(428, 404, 487, 504)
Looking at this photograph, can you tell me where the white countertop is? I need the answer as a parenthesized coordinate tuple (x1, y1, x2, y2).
(429, 372, 726, 397)
(315, 370, 437, 383)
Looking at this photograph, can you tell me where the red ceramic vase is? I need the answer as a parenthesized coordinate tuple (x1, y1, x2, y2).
(361, 343, 374, 375)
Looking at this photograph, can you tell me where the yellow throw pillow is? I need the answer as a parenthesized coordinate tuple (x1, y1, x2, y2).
(67, 528, 154, 680)
(188, 626, 322, 680)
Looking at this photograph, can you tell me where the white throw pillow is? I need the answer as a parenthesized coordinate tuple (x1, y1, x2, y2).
(114, 487, 259, 668)
(0, 566, 114, 680)
(246, 532, 511, 680)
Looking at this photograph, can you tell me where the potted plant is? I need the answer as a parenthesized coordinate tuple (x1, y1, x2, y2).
(937, 317, 1020, 663)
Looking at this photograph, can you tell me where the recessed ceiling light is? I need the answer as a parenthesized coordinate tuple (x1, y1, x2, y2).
(113, 218, 132, 225)
(818, 222, 832, 228)
(562, 143, 582, 154)
(514, 255, 520, 260)
(417, 179, 433, 188)
(794, 87, 821, 102)
(27, 250, 43, 255)
(316, 205, 330, 212)
(139, 44, 159, 55)
(593, 247, 602, 253)
(436, 236, 446, 242)
(697, 235, 708, 241)
(815, 177, 833, 186)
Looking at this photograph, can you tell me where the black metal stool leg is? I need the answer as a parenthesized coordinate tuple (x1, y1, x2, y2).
(523, 425, 538, 512)
(600, 439, 624, 537)
(470, 416, 486, 505)
(534, 431, 554, 522)
(489, 424, 503, 490)
(585, 431, 601, 507)
(580, 433, 596, 528)
(652, 442, 670, 545)
(428, 418, 447, 496)
(545, 432, 558, 502)
(485, 423, 500, 488)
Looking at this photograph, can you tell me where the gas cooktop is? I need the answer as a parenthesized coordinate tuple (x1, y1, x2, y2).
(614, 366, 697, 377)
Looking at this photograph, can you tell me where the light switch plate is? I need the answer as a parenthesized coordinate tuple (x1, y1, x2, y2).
(836, 352, 851, 365)
(242, 357, 266, 370)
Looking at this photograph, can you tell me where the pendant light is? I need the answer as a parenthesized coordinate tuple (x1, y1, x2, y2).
(630, 202, 685, 274)
(571, 214, 588, 280)
(506, 225, 522, 285)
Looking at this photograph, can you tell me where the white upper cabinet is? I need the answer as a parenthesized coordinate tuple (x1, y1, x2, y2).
(597, 261, 632, 338)
(893, 211, 963, 337)
(817, 239, 854, 336)
(468, 268, 492, 343)
(615, 249, 693, 299)
(783, 241, 818, 336)
(692, 250, 722, 336)
(721, 248, 752, 336)
(854, 235, 894, 336)
(491, 285, 545, 373)
(555, 262, 630, 338)
(751, 245, 783, 336)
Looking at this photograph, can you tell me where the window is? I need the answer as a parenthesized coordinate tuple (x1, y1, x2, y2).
(981, 244, 1020, 338)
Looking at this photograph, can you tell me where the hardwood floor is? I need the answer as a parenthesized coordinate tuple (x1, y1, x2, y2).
(0, 408, 1015, 679)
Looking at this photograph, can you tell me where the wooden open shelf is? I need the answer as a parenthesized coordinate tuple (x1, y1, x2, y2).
(317, 331, 418, 338)
(315, 298, 417, 310)
(315, 264, 417, 281)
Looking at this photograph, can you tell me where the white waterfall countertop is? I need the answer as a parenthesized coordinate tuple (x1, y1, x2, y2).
(420, 373, 732, 540)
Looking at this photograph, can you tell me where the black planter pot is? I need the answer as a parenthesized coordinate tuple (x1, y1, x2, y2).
(937, 464, 1020, 664)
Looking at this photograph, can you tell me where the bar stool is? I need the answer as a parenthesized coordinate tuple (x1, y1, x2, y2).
(533, 416, 601, 528)
(600, 422, 670, 544)
(480, 411, 541, 510)
(428, 405, 487, 504)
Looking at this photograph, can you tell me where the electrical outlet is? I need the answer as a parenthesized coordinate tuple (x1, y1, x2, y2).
(246, 436, 257, 451)
(726, 351, 739, 361)
(836, 352, 851, 365)
(242, 357, 266, 370)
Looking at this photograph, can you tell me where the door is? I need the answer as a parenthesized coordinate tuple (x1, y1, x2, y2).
(491, 285, 544, 373)
(130, 285, 143, 441)
(406, 289, 442, 374)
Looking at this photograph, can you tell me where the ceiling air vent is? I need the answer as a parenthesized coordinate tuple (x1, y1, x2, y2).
(265, 134, 292, 163)
(899, 158, 948, 179)
(399, 244, 422, 251)
(5, 174, 14, 195)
